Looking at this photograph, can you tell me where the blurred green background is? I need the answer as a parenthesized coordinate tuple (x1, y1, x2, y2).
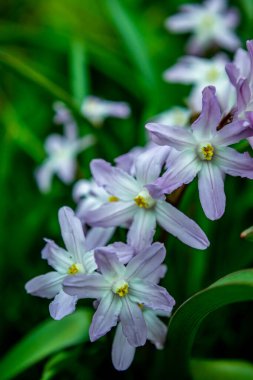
(1, 0, 253, 379)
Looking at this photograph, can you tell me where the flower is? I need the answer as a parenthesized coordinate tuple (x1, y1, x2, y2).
(150, 107, 191, 127)
(84, 145, 209, 250)
(63, 243, 175, 348)
(35, 103, 95, 193)
(165, 0, 240, 54)
(81, 96, 131, 126)
(164, 55, 234, 112)
(146, 86, 253, 220)
(25, 207, 111, 320)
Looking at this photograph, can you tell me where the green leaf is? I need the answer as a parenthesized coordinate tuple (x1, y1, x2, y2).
(69, 40, 89, 105)
(0, 309, 92, 380)
(166, 269, 253, 379)
(191, 359, 253, 380)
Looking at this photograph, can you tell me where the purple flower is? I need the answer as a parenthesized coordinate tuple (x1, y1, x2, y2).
(165, 0, 240, 54)
(81, 96, 131, 126)
(35, 103, 95, 193)
(25, 207, 110, 320)
(146, 86, 253, 220)
(84, 145, 209, 250)
(164, 55, 234, 113)
(63, 243, 175, 347)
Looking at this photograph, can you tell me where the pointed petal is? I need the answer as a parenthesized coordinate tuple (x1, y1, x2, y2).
(216, 147, 253, 178)
(41, 239, 72, 273)
(120, 297, 147, 347)
(25, 272, 65, 299)
(57, 158, 76, 184)
(90, 159, 140, 200)
(112, 323, 136, 371)
(126, 242, 166, 280)
(94, 248, 126, 280)
(35, 162, 54, 193)
(144, 310, 168, 349)
(58, 207, 86, 263)
(127, 209, 156, 252)
(198, 163, 226, 220)
(49, 290, 78, 320)
(84, 227, 115, 251)
(135, 146, 170, 185)
(100, 242, 135, 265)
(85, 201, 136, 227)
(156, 201, 209, 249)
(165, 14, 197, 32)
(146, 123, 195, 150)
(129, 280, 175, 312)
(213, 120, 252, 146)
(63, 273, 109, 299)
(147, 150, 200, 198)
(89, 292, 121, 342)
(191, 86, 221, 139)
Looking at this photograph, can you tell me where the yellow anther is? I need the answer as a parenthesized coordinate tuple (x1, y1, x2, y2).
(108, 195, 119, 202)
(134, 189, 156, 209)
(116, 283, 129, 297)
(198, 142, 215, 161)
(134, 195, 149, 208)
(67, 263, 84, 275)
(112, 280, 129, 297)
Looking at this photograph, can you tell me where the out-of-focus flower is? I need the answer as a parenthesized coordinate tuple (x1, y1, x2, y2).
(164, 55, 234, 112)
(226, 40, 253, 146)
(165, 0, 240, 54)
(84, 146, 209, 250)
(63, 243, 175, 348)
(81, 96, 131, 126)
(151, 107, 191, 127)
(35, 103, 95, 193)
(146, 86, 253, 220)
(25, 207, 109, 320)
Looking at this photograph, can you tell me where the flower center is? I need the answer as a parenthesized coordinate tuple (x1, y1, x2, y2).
(134, 189, 156, 209)
(197, 142, 214, 161)
(67, 263, 84, 275)
(108, 195, 119, 202)
(205, 67, 220, 82)
(112, 279, 129, 297)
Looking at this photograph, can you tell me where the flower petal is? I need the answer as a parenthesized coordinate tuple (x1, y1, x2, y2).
(127, 209, 156, 252)
(112, 323, 136, 371)
(134, 146, 170, 185)
(63, 273, 109, 299)
(85, 201, 136, 228)
(191, 86, 221, 139)
(198, 163, 226, 220)
(49, 290, 78, 320)
(25, 272, 65, 299)
(129, 280, 175, 312)
(156, 201, 209, 249)
(144, 310, 168, 349)
(89, 292, 122, 342)
(90, 159, 140, 200)
(216, 147, 253, 178)
(100, 242, 135, 265)
(146, 123, 195, 150)
(120, 297, 147, 347)
(58, 207, 86, 263)
(94, 248, 126, 280)
(214, 120, 253, 146)
(126, 242, 166, 281)
(84, 227, 115, 251)
(41, 239, 72, 273)
(147, 149, 200, 198)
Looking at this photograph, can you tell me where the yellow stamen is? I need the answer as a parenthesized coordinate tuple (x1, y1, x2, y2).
(67, 263, 84, 275)
(108, 195, 119, 202)
(201, 144, 214, 160)
(116, 283, 129, 297)
(134, 189, 156, 209)
(134, 195, 149, 208)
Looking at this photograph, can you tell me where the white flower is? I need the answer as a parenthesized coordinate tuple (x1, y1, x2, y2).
(151, 107, 191, 127)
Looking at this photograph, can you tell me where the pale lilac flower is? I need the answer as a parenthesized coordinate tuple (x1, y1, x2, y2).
(81, 96, 131, 126)
(25, 207, 105, 320)
(226, 41, 253, 145)
(112, 308, 170, 371)
(84, 145, 209, 250)
(63, 243, 175, 348)
(146, 86, 253, 220)
(164, 55, 235, 112)
(35, 104, 95, 193)
(165, 0, 240, 54)
(151, 107, 191, 127)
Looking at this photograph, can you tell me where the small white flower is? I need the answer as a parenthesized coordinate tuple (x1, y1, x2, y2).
(81, 96, 131, 126)
(151, 107, 191, 127)
(165, 0, 240, 54)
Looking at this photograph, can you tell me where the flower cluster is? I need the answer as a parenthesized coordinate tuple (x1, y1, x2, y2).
(27, 0, 253, 373)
